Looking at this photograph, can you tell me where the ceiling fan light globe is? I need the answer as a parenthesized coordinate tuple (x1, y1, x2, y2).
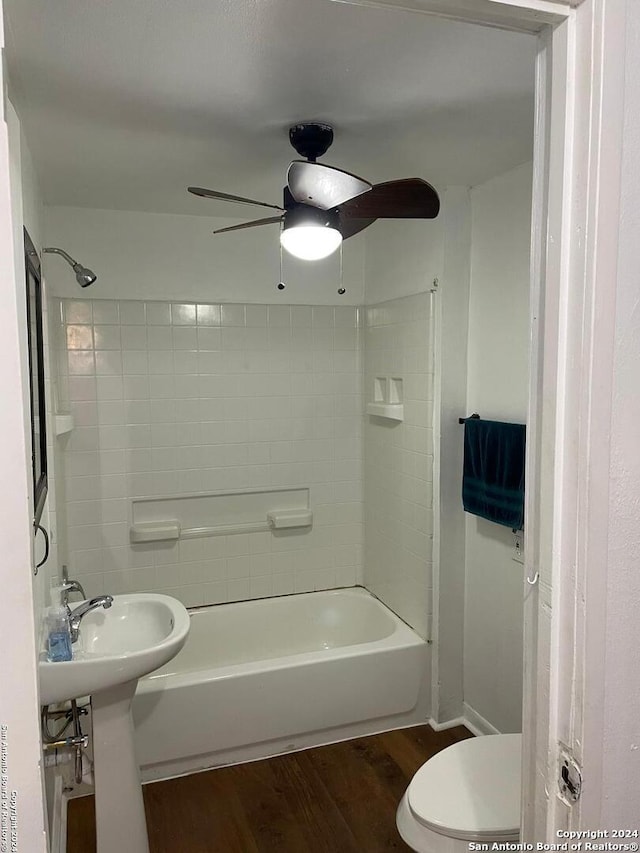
(280, 225, 342, 261)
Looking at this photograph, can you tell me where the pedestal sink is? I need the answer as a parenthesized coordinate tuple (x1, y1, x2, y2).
(39, 593, 190, 853)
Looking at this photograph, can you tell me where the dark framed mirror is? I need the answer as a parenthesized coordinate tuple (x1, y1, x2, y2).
(24, 228, 48, 528)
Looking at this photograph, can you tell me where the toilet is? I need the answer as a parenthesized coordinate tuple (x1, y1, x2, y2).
(396, 733, 522, 853)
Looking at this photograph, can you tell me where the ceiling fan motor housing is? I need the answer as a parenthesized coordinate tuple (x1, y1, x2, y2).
(289, 123, 334, 162)
(283, 203, 340, 231)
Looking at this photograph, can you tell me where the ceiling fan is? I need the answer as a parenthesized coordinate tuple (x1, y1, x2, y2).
(188, 122, 440, 261)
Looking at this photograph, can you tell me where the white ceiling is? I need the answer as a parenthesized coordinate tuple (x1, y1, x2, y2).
(4, 0, 536, 217)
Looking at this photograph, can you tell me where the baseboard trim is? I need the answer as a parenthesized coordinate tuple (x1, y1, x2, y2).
(427, 716, 467, 732)
(428, 706, 503, 736)
(50, 774, 68, 853)
(462, 703, 501, 736)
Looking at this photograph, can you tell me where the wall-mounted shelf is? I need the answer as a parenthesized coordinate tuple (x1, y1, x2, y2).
(54, 413, 75, 436)
(129, 489, 313, 544)
(366, 403, 404, 421)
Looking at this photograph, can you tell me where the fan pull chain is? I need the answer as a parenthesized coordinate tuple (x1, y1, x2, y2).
(277, 230, 285, 290)
(338, 244, 345, 295)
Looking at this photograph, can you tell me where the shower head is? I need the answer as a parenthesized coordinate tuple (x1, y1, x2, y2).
(72, 263, 97, 288)
(43, 247, 97, 288)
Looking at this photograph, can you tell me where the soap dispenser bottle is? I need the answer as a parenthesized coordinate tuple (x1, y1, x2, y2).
(46, 585, 72, 662)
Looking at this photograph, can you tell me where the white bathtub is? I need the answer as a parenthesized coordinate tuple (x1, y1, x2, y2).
(133, 587, 430, 781)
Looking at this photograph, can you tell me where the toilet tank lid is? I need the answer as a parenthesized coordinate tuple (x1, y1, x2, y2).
(408, 733, 522, 840)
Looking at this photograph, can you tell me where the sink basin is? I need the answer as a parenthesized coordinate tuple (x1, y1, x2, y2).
(39, 593, 190, 705)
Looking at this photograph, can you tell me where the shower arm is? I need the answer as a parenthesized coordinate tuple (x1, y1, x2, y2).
(43, 247, 79, 267)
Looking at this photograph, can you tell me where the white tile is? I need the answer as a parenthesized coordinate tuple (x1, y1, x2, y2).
(95, 351, 123, 375)
(147, 350, 174, 375)
(291, 306, 312, 327)
(151, 424, 177, 447)
(200, 581, 228, 604)
(99, 450, 127, 475)
(123, 376, 149, 400)
(71, 548, 103, 574)
(128, 448, 153, 472)
(96, 376, 123, 400)
(250, 576, 273, 598)
(146, 302, 171, 325)
(334, 306, 358, 327)
(92, 301, 119, 324)
(71, 400, 98, 427)
(120, 301, 146, 324)
(220, 304, 245, 326)
(63, 301, 91, 325)
(171, 303, 196, 325)
(272, 572, 295, 595)
(125, 424, 151, 448)
(197, 304, 220, 326)
(122, 351, 148, 374)
(227, 578, 250, 600)
(245, 305, 267, 326)
(99, 425, 126, 450)
(100, 499, 128, 524)
(66, 475, 100, 502)
(66, 325, 94, 350)
(267, 305, 291, 327)
(98, 474, 127, 499)
(197, 328, 222, 351)
(147, 326, 173, 350)
(173, 327, 197, 350)
(68, 351, 95, 376)
(67, 501, 102, 526)
(120, 325, 147, 350)
(179, 538, 204, 563)
(174, 375, 200, 399)
(198, 351, 223, 374)
(312, 306, 334, 327)
(97, 400, 124, 425)
(173, 351, 198, 374)
(149, 375, 175, 398)
(124, 400, 150, 424)
(221, 328, 245, 350)
(93, 325, 121, 350)
(150, 399, 176, 423)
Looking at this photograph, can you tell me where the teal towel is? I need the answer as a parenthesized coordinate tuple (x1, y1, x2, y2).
(462, 418, 525, 529)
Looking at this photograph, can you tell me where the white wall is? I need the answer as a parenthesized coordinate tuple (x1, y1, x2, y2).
(55, 297, 363, 606)
(3, 91, 48, 849)
(44, 206, 365, 305)
(463, 162, 531, 733)
(364, 217, 443, 305)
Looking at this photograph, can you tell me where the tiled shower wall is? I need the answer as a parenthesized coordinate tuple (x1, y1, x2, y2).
(363, 293, 435, 639)
(54, 299, 363, 606)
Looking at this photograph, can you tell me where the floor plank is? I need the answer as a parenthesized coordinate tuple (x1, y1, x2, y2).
(67, 724, 471, 853)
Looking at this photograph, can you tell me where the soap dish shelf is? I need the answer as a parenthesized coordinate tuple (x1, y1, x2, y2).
(366, 403, 404, 421)
(54, 412, 75, 436)
(129, 509, 313, 544)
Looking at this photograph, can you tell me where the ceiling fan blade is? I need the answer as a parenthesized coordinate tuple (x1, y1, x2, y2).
(340, 218, 376, 239)
(188, 187, 284, 211)
(213, 216, 283, 235)
(287, 161, 372, 211)
(339, 178, 440, 220)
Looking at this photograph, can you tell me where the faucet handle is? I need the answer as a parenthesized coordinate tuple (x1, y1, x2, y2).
(60, 578, 86, 605)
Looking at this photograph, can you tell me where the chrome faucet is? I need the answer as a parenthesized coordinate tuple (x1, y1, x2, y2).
(67, 595, 114, 643)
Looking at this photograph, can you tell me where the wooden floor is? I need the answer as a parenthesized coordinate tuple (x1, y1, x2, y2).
(67, 724, 471, 853)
